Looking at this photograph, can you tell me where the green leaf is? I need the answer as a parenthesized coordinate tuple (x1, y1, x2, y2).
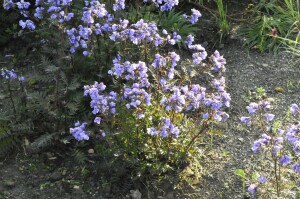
(251, 172, 260, 180)
(207, 129, 223, 136)
(296, 192, 300, 199)
(234, 169, 246, 179)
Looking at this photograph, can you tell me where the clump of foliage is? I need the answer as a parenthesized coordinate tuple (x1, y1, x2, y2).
(2, 0, 230, 196)
(241, 0, 300, 52)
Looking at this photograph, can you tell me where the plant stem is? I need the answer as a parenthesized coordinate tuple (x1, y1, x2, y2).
(7, 79, 17, 119)
(185, 121, 208, 151)
(144, 40, 148, 66)
(273, 156, 280, 197)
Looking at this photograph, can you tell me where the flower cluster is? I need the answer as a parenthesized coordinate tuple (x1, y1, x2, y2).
(211, 50, 226, 72)
(188, 44, 207, 64)
(190, 8, 202, 24)
(19, 20, 36, 30)
(66, 26, 92, 55)
(113, 0, 125, 11)
(248, 175, 267, 194)
(147, 118, 180, 138)
(241, 101, 300, 194)
(70, 121, 89, 141)
(4, 0, 202, 57)
(1, 68, 24, 81)
(108, 57, 151, 119)
(240, 100, 272, 126)
(83, 81, 117, 123)
(143, 0, 179, 12)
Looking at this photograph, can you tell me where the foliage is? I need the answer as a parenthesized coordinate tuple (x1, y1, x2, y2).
(127, 3, 199, 44)
(241, 0, 300, 52)
(215, 0, 230, 38)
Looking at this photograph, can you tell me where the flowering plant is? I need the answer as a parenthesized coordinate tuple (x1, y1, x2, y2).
(3, 0, 231, 193)
(241, 99, 300, 198)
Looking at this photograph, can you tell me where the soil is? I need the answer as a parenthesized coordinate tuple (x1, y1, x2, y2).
(1, 1, 300, 199)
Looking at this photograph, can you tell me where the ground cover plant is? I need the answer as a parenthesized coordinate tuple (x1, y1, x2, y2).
(1, 0, 300, 198)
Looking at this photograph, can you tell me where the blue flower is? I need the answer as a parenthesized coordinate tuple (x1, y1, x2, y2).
(290, 104, 299, 114)
(258, 176, 267, 184)
(293, 141, 300, 155)
(185, 34, 194, 46)
(17, 0, 31, 9)
(248, 184, 256, 194)
(247, 102, 258, 114)
(94, 117, 101, 124)
(19, 20, 35, 30)
(265, 113, 275, 122)
(292, 163, 300, 173)
(70, 122, 89, 141)
(241, 116, 251, 126)
(279, 155, 291, 165)
(190, 9, 202, 24)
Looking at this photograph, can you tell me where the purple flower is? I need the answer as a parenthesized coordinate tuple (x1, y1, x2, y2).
(138, 112, 145, 119)
(272, 144, 283, 156)
(19, 20, 35, 30)
(185, 34, 194, 46)
(70, 122, 89, 141)
(94, 117, 101, 124)
(293, 141, 300, 155)
(292, 163, 300, 173)
(160, 0, 179, 11)
(286, 125, 298, 144)
(19, 76, 25, 81)
(1, 69, 18, 80)
(265, 113, 275, 122)
(172, 32, 181, 41)
(34, 7, 45, 19)
(260, 100, 271, 109)
(280, 155, 291, 165)
(83, 51, 89, 56)
(248, 102, 258, 114)
(113, 0, 125, 11)
(290, 104, 299, 114)
(148, 127, 158, 136)
(241, 116, 251, 126)
(258, 176, 266, 184)
(252, 140, 261, 152)
(192, 52, 207, 64)
(212, 51, 226, 72)
(248, 184, 256, 194)
(3, 0, 14, 10)
(277, 129, 284, 135)
(17, 0, 30, 9)
(190, 9, 202, 24)
(170, 52, 180, 67)
(202, 113, 209, 119)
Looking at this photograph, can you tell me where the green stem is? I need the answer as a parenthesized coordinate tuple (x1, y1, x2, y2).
(7, 79, 17, 119)
(274, 156, 280, 197)
(185, 121, 208, 151)
(144, 40, 148, 66)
